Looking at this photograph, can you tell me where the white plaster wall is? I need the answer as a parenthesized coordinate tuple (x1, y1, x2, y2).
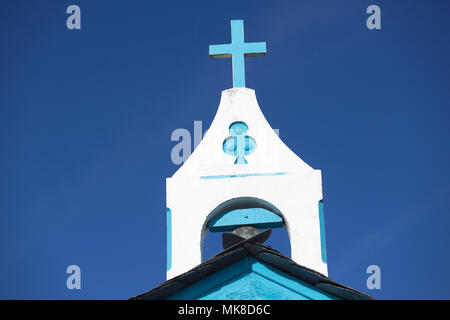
(167, 170, 327, 279)
(173, 88, 313, 178)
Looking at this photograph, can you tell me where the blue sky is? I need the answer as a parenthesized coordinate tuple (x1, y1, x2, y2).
(1, 0, 449, 299)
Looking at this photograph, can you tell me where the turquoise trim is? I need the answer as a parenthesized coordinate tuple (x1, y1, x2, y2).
(200, 172, 286, 179)
(318, 200, 327, 264)
(167, 208, 172, 271)
(167, 257, 338, 300)
(209, 20, 267, 88)
(209, 208, 283, 232)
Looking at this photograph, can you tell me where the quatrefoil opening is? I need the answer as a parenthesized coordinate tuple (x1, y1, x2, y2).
(222, 121, 257, 164)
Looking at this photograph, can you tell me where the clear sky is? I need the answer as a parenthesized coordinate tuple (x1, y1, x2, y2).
(1, 0, 449, 299)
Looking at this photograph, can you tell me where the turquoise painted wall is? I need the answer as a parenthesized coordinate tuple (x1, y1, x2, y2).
(167, 257, 338, 300)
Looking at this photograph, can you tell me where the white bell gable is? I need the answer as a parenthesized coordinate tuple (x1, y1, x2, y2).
(166, 88, 328, 279)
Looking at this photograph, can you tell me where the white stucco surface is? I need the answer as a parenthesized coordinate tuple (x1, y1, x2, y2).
(166, 88, 327, 279)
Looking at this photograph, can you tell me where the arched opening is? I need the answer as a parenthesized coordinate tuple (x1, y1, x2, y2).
(201, 197, 291, 261)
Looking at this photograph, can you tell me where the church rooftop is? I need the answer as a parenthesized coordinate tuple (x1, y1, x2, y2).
(131, 239, 373, 300)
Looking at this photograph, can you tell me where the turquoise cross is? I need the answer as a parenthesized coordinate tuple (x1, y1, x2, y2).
(223, 122, 257, 164)
(209, 20, 267, 88)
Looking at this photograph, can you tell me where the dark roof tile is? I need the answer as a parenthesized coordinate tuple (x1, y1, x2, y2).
(130, 242, 373, 300)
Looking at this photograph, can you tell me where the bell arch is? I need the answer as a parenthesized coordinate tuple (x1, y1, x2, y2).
(200, 197, 291, 261)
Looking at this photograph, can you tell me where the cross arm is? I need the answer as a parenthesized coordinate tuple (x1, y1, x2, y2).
(243, 42, 267, 57)
(209, 44, 233, 58)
